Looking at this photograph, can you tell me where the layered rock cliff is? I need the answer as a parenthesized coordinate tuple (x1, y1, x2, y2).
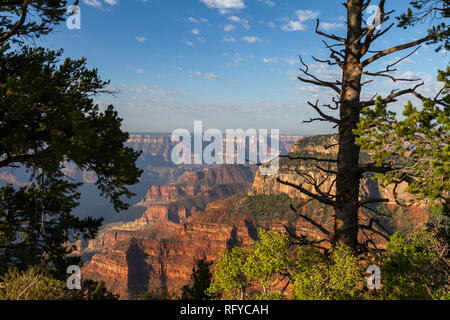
(82, 194, 330, 298)
(80, 136, 333, 298)
(250, 134, 411, 205)
(81, 134, 428, 299)
(80, 165, 257, 254)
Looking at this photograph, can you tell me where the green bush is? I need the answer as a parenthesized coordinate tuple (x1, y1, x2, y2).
(380, 231, 449, 300)
(0, 267, 70, 300)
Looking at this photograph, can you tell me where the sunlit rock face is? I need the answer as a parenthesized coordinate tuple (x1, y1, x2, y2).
(80, 134, 427, 299)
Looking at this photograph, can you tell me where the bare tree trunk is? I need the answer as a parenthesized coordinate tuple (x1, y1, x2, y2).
(278, 0, 442, 252)
(334, 0, 364, 251)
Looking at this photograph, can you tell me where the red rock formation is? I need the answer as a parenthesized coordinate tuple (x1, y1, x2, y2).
(81, 135, 428, 299)
(138, 164, 257, 206)
(82, 193, 333, 298)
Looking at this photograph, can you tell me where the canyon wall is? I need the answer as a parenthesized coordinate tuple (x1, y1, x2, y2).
(78, 134, 428, 298)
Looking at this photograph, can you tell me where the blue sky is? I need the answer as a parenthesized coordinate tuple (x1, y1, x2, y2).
(39, 0, 448, 134)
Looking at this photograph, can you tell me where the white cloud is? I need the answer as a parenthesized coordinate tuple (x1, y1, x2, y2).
(135, 36, 146, 42)
(224, 24, 236, 32)
(281, 21, 306, 32)
(227, 15, 250, 29)
(288, 62, 341, 83)
(258, 0, 275, 7)
(223, 35, 236, 43)
(197, 37, 206, 43)
(181, 40, 195, 47)
(202, 73, 221, 80)
(227, 15, 240, 22)
(84, 0, 102, 9)
(85, 0, 118, 8)
(135, 69, 145, 74)
(188, 17, 209, 24)
(190, 70, 221, 80)
(242, 36, 262, 43)
(319, 22, 345, 31)
(295, 85, 322, 94)
(223, 52, 247, 65)
(309, 63, 341, 80)
(200, 0, 245, 14)
(284, 57, 298, 65)
(282, 9, 319, 32)
(191, 28, 200, 35)
(296, 10, 319, 22)
(262, 57, 278, 63)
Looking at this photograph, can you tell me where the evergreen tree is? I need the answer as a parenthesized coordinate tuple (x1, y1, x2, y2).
(0, 3, 142, 278)
(181, 259, 215, 300)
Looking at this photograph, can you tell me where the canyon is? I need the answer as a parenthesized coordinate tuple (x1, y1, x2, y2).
(0, 133, 428, 298)
(79, 134, 429, 298)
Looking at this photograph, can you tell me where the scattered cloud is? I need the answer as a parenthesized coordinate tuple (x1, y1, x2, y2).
(296, 10, 319, 22)
(224, 24, 236, 32)
(181, 40, 195, 46)
(223, 35, 236, 43)
(319, 22, 345, 31)
(262, 57, 278, 63)
(135, 36, 146, 42)
(223, 52, 247, 66)
(187, 17, 210, 26)
(199, 0, 245, 14)
(259, 20, 275, 28)
(84, 0, 118, 9)
(281, 21, 306, 32)
(258, 0, 275, 7)
(113, 84, 187, 110)
(270, 68, 282, 74)
(190, 70, 221, 80)
(135, 69, 145, 74)
(84, 0, 102, 9)
(242, 36, 262, 43)
(282, 9, 319, 32)
(191, 28, 200, 35)
(284, 57, 298, 65)
(227, 15, 250, 29)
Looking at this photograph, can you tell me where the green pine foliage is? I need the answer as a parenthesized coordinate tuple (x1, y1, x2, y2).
(181, 259, 215, 300)
(354, 67, 449, 203)
(397, 0, 449, 52)
(0, 45, 142, 278)
(0, 1, 70, 44)
(380, 231, 449, 300)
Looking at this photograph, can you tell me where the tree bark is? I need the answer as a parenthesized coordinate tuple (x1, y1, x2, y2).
(333, 0, 364, 251)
